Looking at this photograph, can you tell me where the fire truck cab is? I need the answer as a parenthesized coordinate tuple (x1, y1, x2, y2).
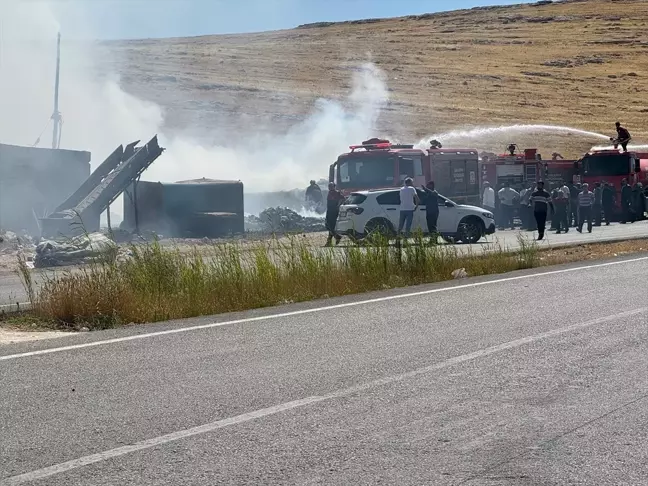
(569, 148, 648, 219)
(328, 139, 480, 205)
(574, 149, 645, 189)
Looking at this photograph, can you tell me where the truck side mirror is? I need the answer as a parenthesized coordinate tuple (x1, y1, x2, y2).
(635, 159, 641, 173)
(328, 165, 335, 183)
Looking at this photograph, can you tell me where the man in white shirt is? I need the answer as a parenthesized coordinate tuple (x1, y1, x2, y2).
(519, 183, 532, 230)
(399, 178, 420, 237)
(482, 182, 496, 214)
(498, 181, 520, 229)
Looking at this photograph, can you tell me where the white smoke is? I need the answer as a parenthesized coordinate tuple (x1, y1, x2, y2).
(153, 64, 388, 189)
(0, 1, 389, 194)
(0, 1, 164, 159)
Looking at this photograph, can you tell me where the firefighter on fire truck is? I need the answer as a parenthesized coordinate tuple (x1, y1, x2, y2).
(612, 122, 632, 153)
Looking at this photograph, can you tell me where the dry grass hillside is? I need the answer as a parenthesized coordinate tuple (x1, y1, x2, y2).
(104, 0, 648, 158)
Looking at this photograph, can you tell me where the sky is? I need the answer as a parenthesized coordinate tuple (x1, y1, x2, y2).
(45, 0, 535, 40)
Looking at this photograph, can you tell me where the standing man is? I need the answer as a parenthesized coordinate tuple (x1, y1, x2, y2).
(621, 179, 632, 224)
(577, 183, 595, 233)
(482, 181, 496, 220)
(567, 181, 580, 227)
(633, 182, 645, 221)
(552, 185, 569, 234)
(398, 177, 419, 238)
(530, 181, 553, 241)
(498, 181, 519, 230)
(613, 122, 632, 153)
(305, 180, 323, 211)
(519, 183, 532, 230)
(421, 181, 440, 244)
(324, 182, 344, 246)
(593, 182, 603, 226)
(602, 181, 615, 225)
(560, 181, 571, 229)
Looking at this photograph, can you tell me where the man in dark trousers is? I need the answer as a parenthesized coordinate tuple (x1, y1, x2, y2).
(305, 180, 323, 210)
(324, 182, 344, 246)
(567, 181, 580, 227)
(602, 181, 615, 225)
(421, 181, 440, 244)
(621, 179, 632, 224)
(530, 181, 553, 241)
(577, 183, 595, 233)
(633, 182, 645, 221)
(593, 182, 603, 226)
(551, 185, 569, 234)
(613, 122, 632, 153)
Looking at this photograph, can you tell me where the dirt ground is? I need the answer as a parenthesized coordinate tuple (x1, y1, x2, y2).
(0, 327, 68, 345)
(539, 239, 648, 265)
(99, 0, 648, 157)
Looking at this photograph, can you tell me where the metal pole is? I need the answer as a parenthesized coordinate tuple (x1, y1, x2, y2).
(133, 177, 140, 235)
(51, 32, 61, 149)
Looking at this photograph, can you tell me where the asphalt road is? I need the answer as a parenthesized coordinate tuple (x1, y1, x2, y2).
(2, 221, 648, 308)
(1, 255, 648, 485)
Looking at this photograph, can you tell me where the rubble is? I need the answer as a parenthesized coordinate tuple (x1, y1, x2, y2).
(0, 230, 36, 271)
(34, 233, 118, 268)
(246, 207, 326, 234)
(0, 230, 35, 252)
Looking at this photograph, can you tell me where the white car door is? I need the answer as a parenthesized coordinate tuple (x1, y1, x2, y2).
(436, 195, 458, 234)
(375, 190, 401, 229)
(413, 189, 429, 232)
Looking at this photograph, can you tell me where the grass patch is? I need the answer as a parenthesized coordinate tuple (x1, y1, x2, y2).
(16, 234, 541, 330)
(13, 235, 648, 331)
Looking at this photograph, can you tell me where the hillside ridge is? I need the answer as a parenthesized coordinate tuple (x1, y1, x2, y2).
(104, 0, 648, 161)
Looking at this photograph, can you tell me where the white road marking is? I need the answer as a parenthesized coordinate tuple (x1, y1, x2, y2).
(2, 307, 644, 485)
(1, 255, 647, 362)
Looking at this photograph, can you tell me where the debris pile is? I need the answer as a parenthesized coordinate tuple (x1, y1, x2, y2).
(246, 207, 326, 234)
(34, 233, 118, 268)
(0, 230, 35, 253)
(0, 230, 36, 271)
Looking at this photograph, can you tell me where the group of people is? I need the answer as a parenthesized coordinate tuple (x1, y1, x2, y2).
(398, 178, 440, 242)
(482, 178, 647, 240)
(320, 178, 442, 246)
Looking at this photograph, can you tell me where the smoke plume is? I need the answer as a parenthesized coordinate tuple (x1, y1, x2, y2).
(0, 1, 389, 196)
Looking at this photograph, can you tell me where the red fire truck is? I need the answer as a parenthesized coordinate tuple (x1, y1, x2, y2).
(481, 144, 648, 218)
(574, 148, 648, 188)
(480, 146, 539, 188)
(479, 144, 578, 189)
(328, 139, 481, 205)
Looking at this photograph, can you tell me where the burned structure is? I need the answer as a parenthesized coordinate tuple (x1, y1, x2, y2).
(0, 143, 91, 236)
(122, 178, 244, 238)
(41, 136, 164, 237)
(8, 133, 244, 240)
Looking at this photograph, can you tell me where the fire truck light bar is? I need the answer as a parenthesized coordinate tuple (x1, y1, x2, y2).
(349, 142, 391, 152)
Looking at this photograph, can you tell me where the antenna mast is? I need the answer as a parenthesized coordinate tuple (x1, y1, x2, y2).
(51, 32, 62, 149)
